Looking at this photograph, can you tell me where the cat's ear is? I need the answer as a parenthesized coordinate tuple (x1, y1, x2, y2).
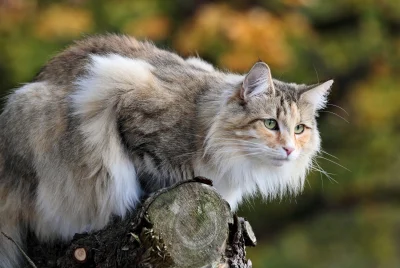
(299, 80, 333, 110)
(241, 62, 275, 101)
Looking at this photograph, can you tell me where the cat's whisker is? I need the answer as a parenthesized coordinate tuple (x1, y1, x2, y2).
(311, 168, 337, 184)
(311, 167, 338, 184)
(319, 110, 349, 123)
(316, 156, 350, 172)
(311, 160, 338, 184)
(315, 168, 336, 177)
(311, 161, 336, 176)
(327, 104, 349, 116)
(312, 158, 333, 173)
(318, 166, 323, 189)
(306, 177, 313, 189)
(320, 149, 339, 160)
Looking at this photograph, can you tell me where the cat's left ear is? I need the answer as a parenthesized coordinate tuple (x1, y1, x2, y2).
(241, 62, 275, 101)
(299, 80, 333, 110)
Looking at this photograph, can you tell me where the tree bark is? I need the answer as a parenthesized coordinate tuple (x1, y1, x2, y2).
(25, 179, 255, 268)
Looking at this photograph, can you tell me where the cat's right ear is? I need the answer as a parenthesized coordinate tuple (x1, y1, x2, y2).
(241, 62, 275, 102)
(299, 80, 333, 111)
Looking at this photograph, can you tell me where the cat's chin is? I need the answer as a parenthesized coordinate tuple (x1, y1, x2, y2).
(269, 158, 290, 167)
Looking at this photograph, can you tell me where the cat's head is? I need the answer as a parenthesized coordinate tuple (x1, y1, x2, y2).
(204, 62, 333, 203)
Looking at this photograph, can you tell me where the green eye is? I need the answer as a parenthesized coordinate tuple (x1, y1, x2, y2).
(294, 124, 305, 134)
(264, 119, 278, 130)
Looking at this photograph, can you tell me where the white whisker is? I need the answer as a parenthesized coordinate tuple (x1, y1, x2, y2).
(311, 165, 337, 182)
(327, 104, 349, 116)
(319, 110, 349, 123)
(311, 160, 338, 184)
(306, 177, 312, 189)
(320, 149, 339, 160)
(316, 156, 350, 172)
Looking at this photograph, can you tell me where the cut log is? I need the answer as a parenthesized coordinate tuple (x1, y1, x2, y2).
(73, 248, 87, 263)
(26, 179, 255, 267)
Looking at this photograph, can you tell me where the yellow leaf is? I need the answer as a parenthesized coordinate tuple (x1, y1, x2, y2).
(124, 15, 171, 41)
(35, 4, 93, 40)
(173, 3, 292, 71)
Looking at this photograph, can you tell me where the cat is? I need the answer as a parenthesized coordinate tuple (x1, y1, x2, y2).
(0, 34, 333, 267)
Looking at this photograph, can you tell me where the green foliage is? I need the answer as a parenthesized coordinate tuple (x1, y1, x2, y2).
(0, 0, 398, 266)
(247, 205, 400, 268)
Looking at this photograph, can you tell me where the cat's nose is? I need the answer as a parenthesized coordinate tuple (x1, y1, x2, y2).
(283, 146, 294, 156)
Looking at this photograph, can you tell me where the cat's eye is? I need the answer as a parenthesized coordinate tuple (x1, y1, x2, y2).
(294, 124, 305, 134)
(264, 119, 278, 130)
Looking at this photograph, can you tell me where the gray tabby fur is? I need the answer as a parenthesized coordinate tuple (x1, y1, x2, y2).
(0, 34, 332, 267)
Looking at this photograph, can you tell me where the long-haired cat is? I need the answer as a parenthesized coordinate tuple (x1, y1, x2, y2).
(0, 34, 332, 267)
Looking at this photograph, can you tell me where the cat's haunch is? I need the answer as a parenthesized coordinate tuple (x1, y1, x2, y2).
(0, 34, 333, 267)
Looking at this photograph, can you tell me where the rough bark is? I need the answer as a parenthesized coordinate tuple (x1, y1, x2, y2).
(23, 179, 255, 268)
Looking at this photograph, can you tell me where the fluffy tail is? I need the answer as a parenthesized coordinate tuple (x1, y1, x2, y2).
(0, 222, 26, 268)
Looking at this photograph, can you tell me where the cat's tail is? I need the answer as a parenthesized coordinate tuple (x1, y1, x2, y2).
(0, 221, 26, 268)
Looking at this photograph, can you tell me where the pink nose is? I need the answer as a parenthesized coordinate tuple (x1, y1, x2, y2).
(283, 147, 294, 156)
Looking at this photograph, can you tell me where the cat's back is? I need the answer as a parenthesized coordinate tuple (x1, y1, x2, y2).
(33, 34, 151, 85)
(34, 34, 212, 87)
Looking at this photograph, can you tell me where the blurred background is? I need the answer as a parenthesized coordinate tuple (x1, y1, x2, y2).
(1, 0, 400, 267)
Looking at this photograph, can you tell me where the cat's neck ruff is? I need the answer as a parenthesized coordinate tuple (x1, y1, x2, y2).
(194, 154, 310, 210)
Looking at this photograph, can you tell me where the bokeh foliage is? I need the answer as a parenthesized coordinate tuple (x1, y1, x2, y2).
(1, 0, 400, 267)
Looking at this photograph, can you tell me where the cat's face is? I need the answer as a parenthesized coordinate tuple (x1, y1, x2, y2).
(208, 63, 332, 170)
(224, 91, 319, 167)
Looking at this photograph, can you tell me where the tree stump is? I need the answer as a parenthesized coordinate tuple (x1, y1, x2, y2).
(24, 179, 255, 267)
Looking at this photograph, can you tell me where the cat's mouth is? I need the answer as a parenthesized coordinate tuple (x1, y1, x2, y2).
(270, 157, 290, 166)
